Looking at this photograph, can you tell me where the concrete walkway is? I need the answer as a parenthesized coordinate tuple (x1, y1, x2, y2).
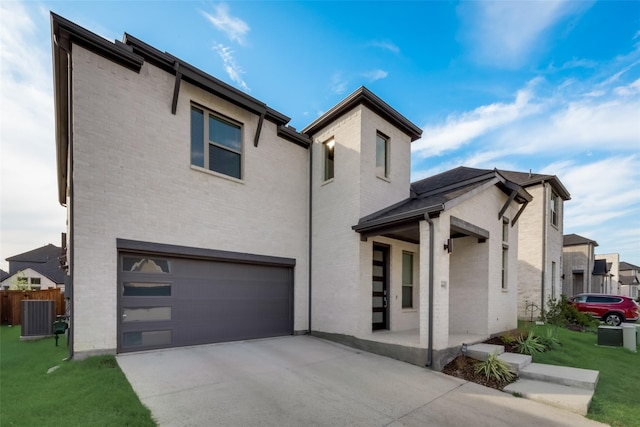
(117, 335, 607, 427)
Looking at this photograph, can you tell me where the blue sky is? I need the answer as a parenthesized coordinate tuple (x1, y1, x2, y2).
(1, 0, 639, 270)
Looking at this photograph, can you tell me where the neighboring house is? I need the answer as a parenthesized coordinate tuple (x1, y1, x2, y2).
(595, 253, 620, 295)
(562, 234, 599, 297)
(51, 13, 530, 370)
(1, 244, 65, 291)
(0, 270, 9, 282)
(619, 262, 639, 299)
(496, 171, 570, 320)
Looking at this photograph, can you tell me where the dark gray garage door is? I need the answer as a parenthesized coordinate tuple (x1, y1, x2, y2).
(118, 250, 294, 353)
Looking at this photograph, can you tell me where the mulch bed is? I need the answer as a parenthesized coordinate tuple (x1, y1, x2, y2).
(442, 333, 525, 390)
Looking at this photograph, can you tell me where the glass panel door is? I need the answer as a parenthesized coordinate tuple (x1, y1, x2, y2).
(372, 245, 389, 330)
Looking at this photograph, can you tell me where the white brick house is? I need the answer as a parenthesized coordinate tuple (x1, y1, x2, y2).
(51, 14, 531, 369)
(496, 171, 571, 320)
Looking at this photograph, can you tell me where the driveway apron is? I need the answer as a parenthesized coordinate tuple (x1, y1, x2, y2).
(116, 335, 606, 427)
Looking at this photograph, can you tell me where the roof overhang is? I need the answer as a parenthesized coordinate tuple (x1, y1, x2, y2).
(302, 87, 422, 142)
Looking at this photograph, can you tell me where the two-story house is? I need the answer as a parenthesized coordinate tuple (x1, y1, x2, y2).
(562, 234, 599, 297)
(619, 262, 639, 299)
(1, 244, 65, 291)
(496, 171, 570, 320)
(51, 13, 530, 370)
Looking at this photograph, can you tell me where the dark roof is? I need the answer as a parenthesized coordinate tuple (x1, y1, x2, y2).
(353, 167, 531, 237)
(302, 87, 422, 142)
(6, 244, 65, 284)
(592, 259, 608, 275)
(6, 244, 61, 263)
(51, 13, 310, 205)
(497, 169, 571, 200)
(0, 269, 9, 281)
(563, 233, 599, 247)
(620, 261, 640, 271)
(620, 275, 639, 286)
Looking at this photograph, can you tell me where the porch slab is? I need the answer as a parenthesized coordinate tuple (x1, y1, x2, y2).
(519, 363, 599, 390)
(503, 379, 594, 415)
(465, 343, 504, 361)
(497, 352, 532, 373)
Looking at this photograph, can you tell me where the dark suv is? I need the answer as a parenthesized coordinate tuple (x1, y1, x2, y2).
(569, 293, 639, 326)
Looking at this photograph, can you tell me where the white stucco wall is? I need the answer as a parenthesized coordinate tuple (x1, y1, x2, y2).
(70, 45, 309, 354)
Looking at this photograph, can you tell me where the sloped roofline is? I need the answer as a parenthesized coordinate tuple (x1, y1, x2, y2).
(563, 233, 599, 247)
(51, 12, 310, 205)
(302, 86, 422, 142)
(497, 169, 571, 200)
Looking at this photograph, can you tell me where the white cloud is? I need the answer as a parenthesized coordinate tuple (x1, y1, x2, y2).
(0, 2, 66, 270)
(459, 0, 592, 68)
(368, 40, 400, 54)
(212, 43, 250, 92)
(330, 72, 348, 94)
(412, 78, 541, 158)
(201, 3, 250, 45)
(363, 69, 388, 82)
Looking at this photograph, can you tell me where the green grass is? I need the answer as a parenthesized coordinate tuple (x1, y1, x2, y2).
(527, 323, 640, 427)
(0, 326, 155, 426)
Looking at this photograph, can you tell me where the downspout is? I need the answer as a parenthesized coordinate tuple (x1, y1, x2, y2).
(425, 215, 435, 367)
(540, 182, 547, 314)
(308, 140, 313, 334)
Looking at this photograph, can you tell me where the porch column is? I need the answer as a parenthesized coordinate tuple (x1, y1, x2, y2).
(418, 220, 430, 347)
(418, 217, 451, 350)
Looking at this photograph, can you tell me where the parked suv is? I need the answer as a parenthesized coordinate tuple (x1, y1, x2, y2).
(569, 294, 639, 326)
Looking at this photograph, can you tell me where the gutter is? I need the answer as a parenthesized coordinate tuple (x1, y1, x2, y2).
(308, 141, 313, 334)
(425, 214, 435, 367)
(541, 181, 547, 312)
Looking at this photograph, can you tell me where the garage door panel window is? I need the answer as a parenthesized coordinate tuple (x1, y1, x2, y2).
(123, 282, 172, 297)
(123, 330, 172, 348)
(122, 257, 171, 274)
(123, 307, 172, 322)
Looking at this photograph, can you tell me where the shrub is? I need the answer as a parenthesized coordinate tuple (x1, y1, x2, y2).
(474, 352, 514, 383)
(500, 334, 515, 345)
(515, 331, 546, 355)
(537, 328, 561, 351)
(540, 295, 598, 328)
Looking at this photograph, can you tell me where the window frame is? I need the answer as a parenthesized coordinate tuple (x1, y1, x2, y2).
(402, 251, 414, 309)
(323, 138, 335, 182)
(375, 132, 390, 179)
(502, 217, 509, 290)
(191, 104, 244, 180)
(550, 191, 559, 228)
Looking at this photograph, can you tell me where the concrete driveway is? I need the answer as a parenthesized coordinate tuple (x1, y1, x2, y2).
(117, 335, 606, 427)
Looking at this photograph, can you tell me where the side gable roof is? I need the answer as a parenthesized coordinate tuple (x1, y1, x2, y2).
(619, 261, 640, 271)
(563, 233, 599, 247)
(497, 169, 571, 200)
(353, 167, 531, 237)
(302, 87, 422, 142)
(6, 244, 61, 263)
(0, 270, 9, 282)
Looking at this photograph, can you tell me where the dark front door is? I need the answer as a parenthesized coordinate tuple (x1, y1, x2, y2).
(372, 245, 389, 330)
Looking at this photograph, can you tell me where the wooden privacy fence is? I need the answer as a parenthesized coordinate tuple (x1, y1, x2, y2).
(0, 289, 66, 325)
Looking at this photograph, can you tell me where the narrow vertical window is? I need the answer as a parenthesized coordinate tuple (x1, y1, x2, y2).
(191, 107, 204, 168)
(551, 261, 557, 298)
(550, 191, 559, 227)
(376, 133, 389, 178)
(402, 252, 414, 308)
(502, 218, 509, 290)
(324, 139, 335, 181)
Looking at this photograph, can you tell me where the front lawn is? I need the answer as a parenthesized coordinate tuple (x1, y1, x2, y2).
(0, 326, 155, 426)
(528, 323, 639, 427)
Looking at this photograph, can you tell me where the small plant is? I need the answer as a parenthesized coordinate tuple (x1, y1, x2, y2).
(515, 331, 546, 355)
(474, 352, 515, 383)
(500, 334, 515, 345)
(537, 328, 561, 351)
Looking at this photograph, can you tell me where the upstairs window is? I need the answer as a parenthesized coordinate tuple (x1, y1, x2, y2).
(191, 105, 242, 179)
(550, 191, 559, 227)
(323, 138, 335, 181)
(376, 132, 389, 178)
